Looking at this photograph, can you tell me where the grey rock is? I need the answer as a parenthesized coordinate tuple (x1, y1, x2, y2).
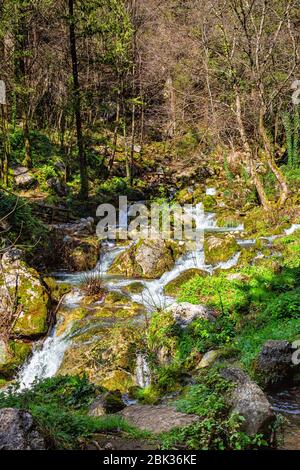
(46, 177, 67, 196)
(255, 340, 293, 386)
(221, 367, 274, 436)
(13, 166, 36, 189)
(0, 408, 46, 450)
(120, 405, 200, 434)
(166, 302, 215, 328)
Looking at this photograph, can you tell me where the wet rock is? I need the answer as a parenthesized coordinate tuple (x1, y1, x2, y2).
(58, 323, 143, 393)
(88, 391, 125, 417)
(255, 340, 294, 387)
(0, 339, 31, 378)
(52, 217, 95, 237)
(120, 405, 200, 434)
(221, 367, 274, 436)
(13, 166, 36, 189)
(204, 234, 239, 265)
(49, 228, 100, 272)
(122, 282, 144, 295)
(109, 239, 183, 279)
(0, 408, 46, 450)
(166, 302, 216, 328)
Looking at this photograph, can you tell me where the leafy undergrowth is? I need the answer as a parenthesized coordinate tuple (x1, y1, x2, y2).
(160, 369, 267, 450)
(0, 375, 149, 449)
(176, 232, 300, 376)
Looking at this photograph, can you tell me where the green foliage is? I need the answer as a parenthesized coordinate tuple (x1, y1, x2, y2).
(178, 273, 248, 314)
(0, 190, 48, 248)
(160, 370, 266, 450)
(261, 289, 300, 320)
(10, 128, 55, 166)
(238, 317, 300, 372)
(0, 375, 147, 448)
(178, 315, 236, 358)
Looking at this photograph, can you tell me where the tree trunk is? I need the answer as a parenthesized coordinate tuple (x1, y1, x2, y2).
(68, 0, 88, 199)
(15, 3, 32, 169)
(235, 92, 270, 210)
(259, 108, 289, 207)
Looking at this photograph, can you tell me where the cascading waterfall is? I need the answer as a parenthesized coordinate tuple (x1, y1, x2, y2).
(16, 291, 83, 390)
(16, 202, 244, 389)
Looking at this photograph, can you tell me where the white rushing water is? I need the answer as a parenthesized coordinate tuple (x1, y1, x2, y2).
(135, 354, 151, 388)
(16, 203, 244, 389)
(16, 291, 83, 390)
(17, 329, 71, 391)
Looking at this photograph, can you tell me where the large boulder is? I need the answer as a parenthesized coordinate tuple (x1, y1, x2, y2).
(13, 166, 36, 190)
(254, 340, 294, 387)
(120, 405, 200, 434)
(109, 239, 183, 279)
(221, 367, 274, 436)
(46, 177, 67, 196)
(204, 234, 239, 265)
(0, 249, 50, 338)
(0, 408, 46, 450)
(166, 302, 216, 328)
(58, 300, 145, 392)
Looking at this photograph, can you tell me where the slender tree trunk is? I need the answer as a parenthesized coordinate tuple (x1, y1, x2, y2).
(0, 104, 10, 187)
(235, 92, 270, 209)
(15, 3, 32, 169)
(68, 0, 88, 199)
(259, 108, 289, 206)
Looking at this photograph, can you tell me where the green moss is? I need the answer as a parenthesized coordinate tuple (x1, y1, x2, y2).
(105, 291, 129, 304)
(0, 340, 31, 378)
(202, 195, 217, 212)
(164, 269, 208, 297)
(204, 234, 239, 265)
(122, 282, 145, 294)
(43, 277, 71, 303)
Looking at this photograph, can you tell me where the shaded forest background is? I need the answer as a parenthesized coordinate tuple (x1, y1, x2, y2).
(0, 0, 299, 208)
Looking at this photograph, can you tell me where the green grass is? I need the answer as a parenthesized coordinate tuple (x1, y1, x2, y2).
(0, 375, 150, 449)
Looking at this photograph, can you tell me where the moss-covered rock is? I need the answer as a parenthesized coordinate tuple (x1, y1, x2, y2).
(43, 277, 71, 303)
(122, 282, 145, 294)
(202, 195, 217, 212)
(0, 339, 31, 378)
(59, 324, 144, 392)
(69, 238, 100, 272)
(109, 239, 182, 279)
(164, 269, 208, 297)
(0, 250, 51, 338)
(204, 234, 239, 265)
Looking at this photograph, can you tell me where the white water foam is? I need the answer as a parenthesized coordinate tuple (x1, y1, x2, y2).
(135, 354, 151, 388)
(16, 204, 243, 389)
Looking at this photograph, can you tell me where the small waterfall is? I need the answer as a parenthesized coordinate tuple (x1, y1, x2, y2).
(17, 328, 71, 391)
(16, 290, 82, 390)
(15, 202, 246, 390)
(285, 224, 300, 236)
(135, 354, 151, 388)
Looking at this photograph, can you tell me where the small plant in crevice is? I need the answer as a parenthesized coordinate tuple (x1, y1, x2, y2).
(79, 270, 106, 297)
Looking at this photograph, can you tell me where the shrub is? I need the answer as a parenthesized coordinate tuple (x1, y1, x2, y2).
(80, 271, 106, 297)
